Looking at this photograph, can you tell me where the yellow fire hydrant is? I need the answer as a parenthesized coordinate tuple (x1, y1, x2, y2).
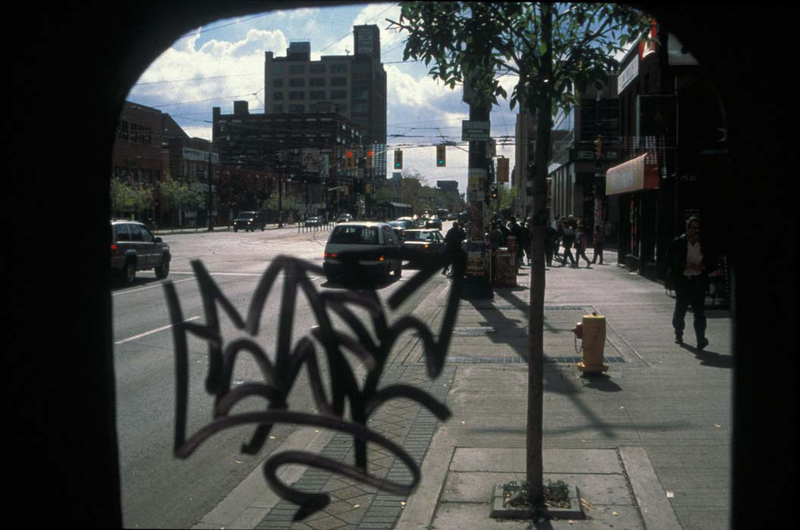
(572, 313, 609, 374)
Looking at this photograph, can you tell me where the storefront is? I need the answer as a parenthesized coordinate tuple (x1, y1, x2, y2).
(606, 152, 660, 274)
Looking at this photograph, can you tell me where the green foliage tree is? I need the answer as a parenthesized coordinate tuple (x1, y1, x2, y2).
(110, 176, 155, 220)
(158, 172, 205, 227)
(388, 1, 650, 509)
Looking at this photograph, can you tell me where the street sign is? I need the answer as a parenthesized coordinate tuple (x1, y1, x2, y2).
(462, 120, 490, 141)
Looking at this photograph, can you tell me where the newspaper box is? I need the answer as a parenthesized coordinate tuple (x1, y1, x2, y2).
(494, 249, 517, 287)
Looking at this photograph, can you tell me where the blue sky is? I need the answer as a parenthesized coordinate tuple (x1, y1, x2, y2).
(127, 2, 522, 195)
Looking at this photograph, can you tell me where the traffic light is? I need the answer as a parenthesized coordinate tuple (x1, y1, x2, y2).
(366, 150, 374, 169)
(594, 136, 603, 159)
(394, 149, 403, 169)
(345, 150, 355, 169)
(490, 184, 498, 200)
(436, 145, 446, 167)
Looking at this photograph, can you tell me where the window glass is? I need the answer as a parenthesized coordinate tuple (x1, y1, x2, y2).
(273, 92, 284, 100)
(329, 225, 379, 244)
(309, 90, 326, 100)
(289, 78, 305, 87)
(288, 64, 305, 74)
(272, 78, 283, 87)
(310, 63, 325, 74)
(140, 226, 155, 243)
(331, 90, 346, 99)
(331, 77, 347, 86)
(128, 223, 143, 242)
(310, 78, 326, 87)
(114, 223, 130, 242)
(331, 63, 347, 73)
(289, 91, 305, 100)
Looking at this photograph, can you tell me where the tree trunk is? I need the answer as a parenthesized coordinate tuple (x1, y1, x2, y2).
(526, 1, 553, 507)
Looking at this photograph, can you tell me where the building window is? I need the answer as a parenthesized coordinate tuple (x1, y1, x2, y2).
(289, 105, 305, 113)
(331, 63, 347, 73)
(331, 77, 347, 87)
(273, 104, 284, 113)
(310, 63, 325, 74)
(310, 77, 326, 87)
(288, 64, 305, 74)
(310, 90, 326, 100)
(272, 91, 284, 100)
(289, 78, 305, 87)
(289, 91, 305, 100)
(271, 64, 284, 74)
(272, 78, 283, 88)
(331, 90, 347, 99)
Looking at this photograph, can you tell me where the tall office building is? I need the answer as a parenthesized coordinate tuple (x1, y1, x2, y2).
(264, 24, 387, 178)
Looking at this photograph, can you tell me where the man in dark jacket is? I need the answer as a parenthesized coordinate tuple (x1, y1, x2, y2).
(442, 222, 466, 277)
(508, 217, 525, 267)
(665, 216, 718, 349)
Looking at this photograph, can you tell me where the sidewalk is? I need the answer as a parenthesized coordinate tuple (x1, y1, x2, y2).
(196, 249, 733, 530)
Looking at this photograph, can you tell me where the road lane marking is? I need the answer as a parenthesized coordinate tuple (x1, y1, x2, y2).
(115, 316, 200, 345)
(112, 277, 194, 296)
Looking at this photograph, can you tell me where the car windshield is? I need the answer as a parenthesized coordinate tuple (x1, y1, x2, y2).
(404, 231, 433, 242)
(237, 212, 257, 218)
(329, 225, 379, 244)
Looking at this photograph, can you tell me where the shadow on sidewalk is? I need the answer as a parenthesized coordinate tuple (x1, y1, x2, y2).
(680, 344, 734, 369)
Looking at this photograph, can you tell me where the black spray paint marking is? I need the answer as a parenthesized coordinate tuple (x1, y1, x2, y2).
(163, 252, 465, 521)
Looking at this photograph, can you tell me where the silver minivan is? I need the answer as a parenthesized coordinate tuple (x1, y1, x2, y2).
(323, 222, 402, 282)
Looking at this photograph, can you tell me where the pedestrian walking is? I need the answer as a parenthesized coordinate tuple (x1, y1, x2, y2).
(545, 221, 557, 268)
(575, 225, 592, 267)
(666, 216, 717, 350)
(554, 218, 565, 261)
(561, 219, 577, 266)
(591, 225, 605, 265)
(522, 220, 533, 265)
(442, 222, 466, 277)
(508, 217, 525, 267)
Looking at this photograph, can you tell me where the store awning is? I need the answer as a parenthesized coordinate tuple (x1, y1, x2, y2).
(605, 153, 660, 196)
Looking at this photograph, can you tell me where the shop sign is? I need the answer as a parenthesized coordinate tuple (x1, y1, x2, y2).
(605, 153, 659, 195)
(618, 56, 639, 94)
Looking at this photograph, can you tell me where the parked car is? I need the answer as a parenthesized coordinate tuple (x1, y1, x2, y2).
(110, 220, 171, 285)
(425, 217, 443, 230)
(401, 228, 445, 267)
(305, 216, 322, 227)
(336, 213, 353, 223)
(323, 222, 402, 282)
(233, 211, 266, 232)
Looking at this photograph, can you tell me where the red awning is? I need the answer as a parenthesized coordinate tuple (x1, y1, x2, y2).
(605, 153, 660, 196)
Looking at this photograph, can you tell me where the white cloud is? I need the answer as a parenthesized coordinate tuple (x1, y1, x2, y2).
(131, 27, 287, 113)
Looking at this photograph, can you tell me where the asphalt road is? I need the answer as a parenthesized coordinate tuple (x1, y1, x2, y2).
(111, 224, 447, 529)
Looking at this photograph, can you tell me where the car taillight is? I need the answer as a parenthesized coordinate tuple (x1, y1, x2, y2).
(424, 244, 430, 249)
(324, 252, 338, 259)
(111, 243, 121, 256)
(378, 255, 385, 262)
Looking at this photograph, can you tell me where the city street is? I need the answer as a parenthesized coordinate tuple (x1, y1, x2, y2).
(111, 224, 448, 529)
